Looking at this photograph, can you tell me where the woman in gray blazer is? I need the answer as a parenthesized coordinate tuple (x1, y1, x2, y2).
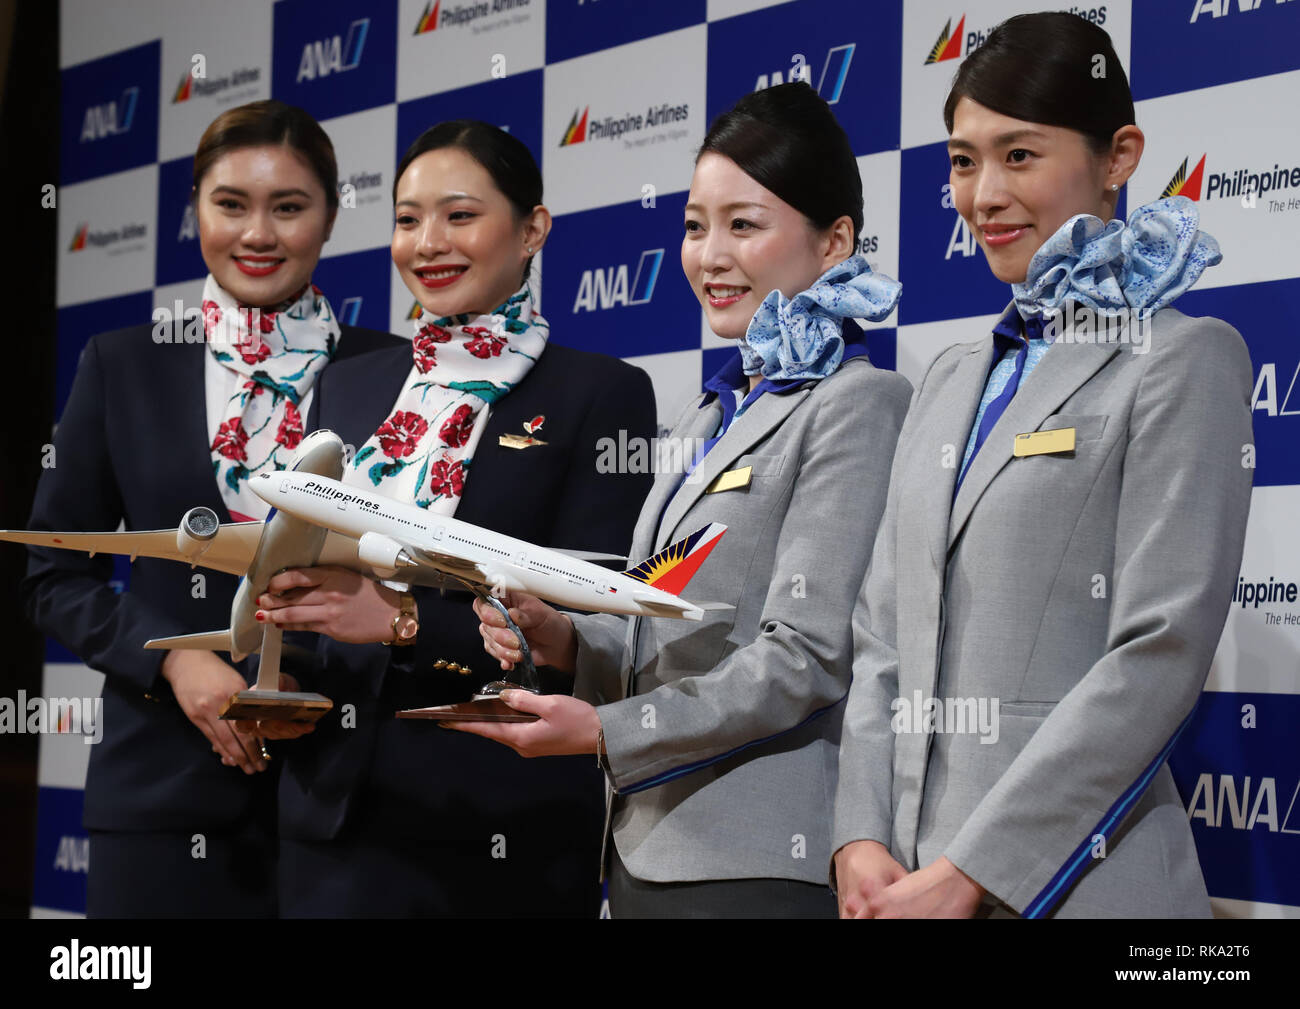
(458, 83, 913, 917)
(833, 13, 1253, 918)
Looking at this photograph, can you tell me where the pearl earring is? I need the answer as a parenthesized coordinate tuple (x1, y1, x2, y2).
(526, 246, 533, 253)
(1110, 183, 1119, 191)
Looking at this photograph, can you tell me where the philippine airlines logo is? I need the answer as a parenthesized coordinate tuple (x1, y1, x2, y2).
(1161, 155, 1207, 201)
(922, 10, 1105, 64)
(68, 219, 148, 252)
(560, 107, 588, 146)
(297, 18, 370, 82)
(415, 1, 440, 32)
(79, 87, 139, 142)
(925, 15, 965, 64)
(558, 103, 688, 147)
(573, 249, 664, 313)
(171, 64, 261, 103)
(754, 45, 856, 104)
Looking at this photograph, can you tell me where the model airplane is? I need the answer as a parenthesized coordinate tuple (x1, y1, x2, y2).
(2, 430, 728, 719)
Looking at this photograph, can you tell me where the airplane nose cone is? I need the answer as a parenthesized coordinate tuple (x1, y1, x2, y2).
(248, 471, 281, 504)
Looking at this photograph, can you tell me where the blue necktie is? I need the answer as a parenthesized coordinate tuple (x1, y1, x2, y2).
(957, 315, 1044, 493)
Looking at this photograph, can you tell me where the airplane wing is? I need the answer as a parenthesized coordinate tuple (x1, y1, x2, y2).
(0, 524, 265, 577)
(408, 547, 487, 582)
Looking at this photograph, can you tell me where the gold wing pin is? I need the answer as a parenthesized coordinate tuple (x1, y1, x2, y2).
(500, 414, 547, 450)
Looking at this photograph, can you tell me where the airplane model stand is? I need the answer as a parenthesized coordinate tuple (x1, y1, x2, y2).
(396, 587, 541, 724)
(218, 623, 334, 724)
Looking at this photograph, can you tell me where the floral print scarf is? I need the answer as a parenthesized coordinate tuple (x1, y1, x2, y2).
(345, 283, 547, 515)
(204, 274, 339, 520)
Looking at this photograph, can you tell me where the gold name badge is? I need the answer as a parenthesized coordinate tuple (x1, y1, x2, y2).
(705, 465, 753, 494)
(498, 433, 546, 450)
(1013, 427, 1076, 458)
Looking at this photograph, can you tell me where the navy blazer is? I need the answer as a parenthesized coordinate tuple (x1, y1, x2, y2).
(21, 322, 403, 832)
(279, 340, 657, 847)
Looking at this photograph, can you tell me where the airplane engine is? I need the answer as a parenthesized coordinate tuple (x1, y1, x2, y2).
(176, 506, 219, 562)
(357, 531, 415, 578)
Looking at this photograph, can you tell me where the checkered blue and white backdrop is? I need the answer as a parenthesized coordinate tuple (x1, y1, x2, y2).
(35, 0, 1300, 916)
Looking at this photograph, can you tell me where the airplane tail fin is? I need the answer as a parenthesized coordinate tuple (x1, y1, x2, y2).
(622, 522, 726, 596)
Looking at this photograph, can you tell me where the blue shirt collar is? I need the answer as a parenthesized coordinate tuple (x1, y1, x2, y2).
(992, 303, 1052, 353)
(702, 318, 871, 413)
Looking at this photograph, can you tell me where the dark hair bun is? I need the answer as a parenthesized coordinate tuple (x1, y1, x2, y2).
(699, 82, 863, 239)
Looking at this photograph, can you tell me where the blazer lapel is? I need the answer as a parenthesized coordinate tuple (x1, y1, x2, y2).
(915, 342, 993, 574)
(170, 340, 235, 522)
(655, 386, 810, 551)
(948, 337, 1119, 550)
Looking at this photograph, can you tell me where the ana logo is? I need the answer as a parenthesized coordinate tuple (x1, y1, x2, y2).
(755, 44, 855, 104)
(69, 223, 89, 252)
(560, 107, 588, 146)
(415, 0, 440, 33)
(173, 69, 193, 103)
(943, 215, 979, 260)
(177, 204, 198, 242)
(573, 249, 664, 313)
(297, 18, 370, 82)
(1186, 773, 1300, 833)
(79, 86, 139, 142)
(1190, 0, 1290, 23)
(925, 15, 965, 64)
(1252, 357, 1300, 417)
(1161, 154, 1207, 201)
(338, 297, 363, 326)
(53, 834, 89, 873)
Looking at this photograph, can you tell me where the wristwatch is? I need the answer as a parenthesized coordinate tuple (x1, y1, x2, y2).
(385, 592, 419, 646)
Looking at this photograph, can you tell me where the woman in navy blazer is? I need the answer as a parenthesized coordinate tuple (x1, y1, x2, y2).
(254, 122, 656, 916)
(21, 101, 399, 917)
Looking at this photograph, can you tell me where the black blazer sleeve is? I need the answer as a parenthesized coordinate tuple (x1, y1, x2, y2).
(20, 335, 192, 694)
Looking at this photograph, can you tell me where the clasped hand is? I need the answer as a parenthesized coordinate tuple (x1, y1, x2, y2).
(835, 840, 986, 918)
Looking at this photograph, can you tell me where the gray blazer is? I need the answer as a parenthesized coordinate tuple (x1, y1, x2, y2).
(573, 354, 912, 884)
(833, 305, 1254, 918)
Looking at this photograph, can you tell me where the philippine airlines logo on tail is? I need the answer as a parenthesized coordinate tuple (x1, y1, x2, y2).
(414, 1, 439, 33)
(925, 15, 965, 63)
(624, 523, 727, 596)
(1162, 155, 1207, 201)
(560, 107, 589, 146)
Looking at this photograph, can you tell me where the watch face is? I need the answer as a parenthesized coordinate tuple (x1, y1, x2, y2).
(395, 615, 419, 640)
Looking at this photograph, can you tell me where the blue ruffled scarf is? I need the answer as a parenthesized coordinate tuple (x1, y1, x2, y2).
(1011, 195, 1220, 320)
(739, 255, 902, 381)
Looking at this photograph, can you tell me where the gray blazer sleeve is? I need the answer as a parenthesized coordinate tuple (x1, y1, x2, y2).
(831, 353, 947, 864)
(942, 319, 1254, 915)
(597, 368, 913, 793)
